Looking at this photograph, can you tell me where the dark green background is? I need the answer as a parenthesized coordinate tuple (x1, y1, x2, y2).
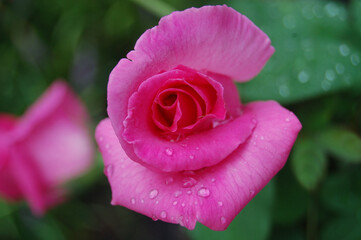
(1, 0, 361, 239)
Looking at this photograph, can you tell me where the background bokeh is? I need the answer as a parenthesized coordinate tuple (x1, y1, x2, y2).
(1, 0, 361, 239)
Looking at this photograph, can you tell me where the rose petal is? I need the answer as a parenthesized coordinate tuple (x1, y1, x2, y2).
(108, 5, 273, 167)
(16, 81, 93, 186)
(0, 81, 93, 214)
(123, 66, 251, 172)
(96, 101, 301, 230)
(0, 114, 17, 170)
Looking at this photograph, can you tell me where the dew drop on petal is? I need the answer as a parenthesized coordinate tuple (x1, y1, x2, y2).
(197, 188, 210, 198)
(105, 143, 110, 149)
(196, 147, 200, 150)
(105, 164, 113, 177)
(152, 215, 158, 221)
(285, 118, 290, 122)
(182, 177, 197, 188)
(211, 178, 216, 183)
(187, 190, 192, 195)
(149, 189, 159, 199)
(217, 201, 223, 207)
(141, 199, 144, 204)
(221, 217, 226, 224)
(131, 198, 136, 205)
(173, 201, 178, 206)
(250, 190, 255, 195)
(155, 200, 159, 205)
(99, 137, 103, 142)
(160, 211, 167, 219)
(260, 136, 265, 140)
(174, 190, 182, 198)
(189, 155, 195, 160)
(165, 177, 174, 184)
(165, 148, 173, 156)
(181, 203, 186, 207)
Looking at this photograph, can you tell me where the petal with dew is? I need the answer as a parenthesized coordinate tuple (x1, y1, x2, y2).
(108, 5, 273, 166)
(96, 102, 301, 230)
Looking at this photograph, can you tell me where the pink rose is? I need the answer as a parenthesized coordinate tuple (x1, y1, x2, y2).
(96, 5, 301, 230)
(0, 81, 93, 215)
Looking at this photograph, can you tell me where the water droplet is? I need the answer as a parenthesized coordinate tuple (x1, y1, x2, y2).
(220, 217, 226, 224)
(250, 190, 255, 195)
(155, 200, 159, 205)
(105, 143, 110, 149)
(105, 164, 113, 177)
(165, 177, 174, 184)
(131, 198, 136, 205)
(173, 201, 178, 206)
(325, 69, 336, 81)
(335, 63, 345, 74)
(302, 6, 313, 19)
(165, 148, 173, 156)
(217, 201, 223, 207)
(189, 155, 195, 160)
(187, 190, 192, 195)
(321, 80, 331, 91)
(285, 118, 290, 122)
(160, 211, 167, 219)
(141, 199, 144, 204)
(149, 189, 159, 199)
(181, 203, 185, 207)
(174, 190, 182, 198)
(351, 54, 360, 66)
(181, 143, 187, 147)
(182, 177, 197, 188)
(211, 178, 216, 183)
(298, 71, 309, 83)
(197, 187, 210, 198)
(260, 136, 265, 140)
(152, 215, 158, 221)
(195, 147, 200, 150)
(278, 85, 290, 97)
(283, 15, 296, 29)
(99, 137, 103, 142)
(339, 44, 350, 56)
(325, 2, 339, 17)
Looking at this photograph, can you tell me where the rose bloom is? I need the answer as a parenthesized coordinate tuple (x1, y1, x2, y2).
(0, 81, 93, 215)
(96, 5, 301, 230)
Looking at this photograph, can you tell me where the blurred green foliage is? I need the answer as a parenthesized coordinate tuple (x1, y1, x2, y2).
(0, 0, 361, 239)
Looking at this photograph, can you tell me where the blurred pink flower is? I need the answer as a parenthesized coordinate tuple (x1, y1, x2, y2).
(96, 5, 301, 230)
(0, 81, 94, 215)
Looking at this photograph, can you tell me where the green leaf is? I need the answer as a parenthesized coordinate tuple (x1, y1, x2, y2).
(318, 127, 361, 163)
(351, 0, 361, 37)
(22, 215, 66, 240)
(129, 0, 176, 18)
(272, 165, 308, 225)
(230, 0, 361, 104)
(321, 216, 361, 240)
(321, 171, 361, 215)
(291, 137, 327, 190)
(188, 181, 274, 240)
